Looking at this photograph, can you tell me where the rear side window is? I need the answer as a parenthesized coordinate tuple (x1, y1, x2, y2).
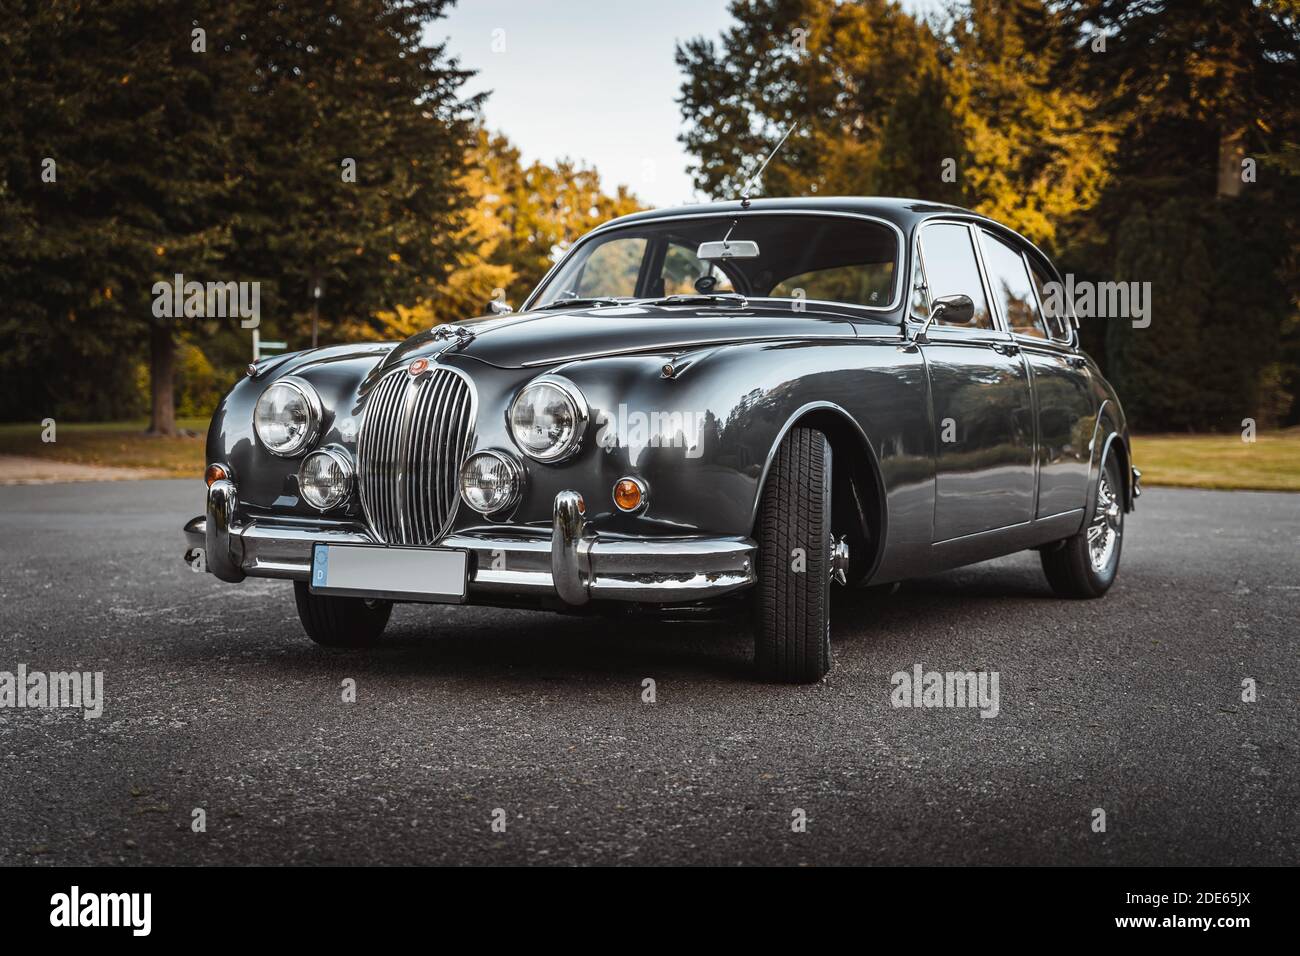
(1028, 260, 1071, 341)
(978, 230, 1047, 338)
(917, 223, 993, 329)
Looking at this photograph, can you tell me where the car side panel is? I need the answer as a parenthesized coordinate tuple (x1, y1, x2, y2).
(506, 335, 934, 549)
(1021, 341, 1096, 518)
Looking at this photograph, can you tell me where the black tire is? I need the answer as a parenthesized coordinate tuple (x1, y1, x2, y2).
(293, 581, 393, 647)
(753, 427, 832, 683)
(1040, 449, 1124, 598)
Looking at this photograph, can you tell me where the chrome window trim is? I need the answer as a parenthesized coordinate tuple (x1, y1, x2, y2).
(522, 210, 907, 314)
(908, 218, 1009, 340)
(1021, 250, 1075, 346)
(975, 227, 1052, 342)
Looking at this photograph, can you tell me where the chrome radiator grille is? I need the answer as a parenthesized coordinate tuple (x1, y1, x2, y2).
(356, 366, 474, 545)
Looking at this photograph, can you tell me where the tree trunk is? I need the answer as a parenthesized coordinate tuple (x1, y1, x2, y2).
(1217, 126, 1246, 198)
(147, 321, 177, 436)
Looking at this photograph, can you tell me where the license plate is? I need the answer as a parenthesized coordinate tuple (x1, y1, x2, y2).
(310, 544, 468, 603)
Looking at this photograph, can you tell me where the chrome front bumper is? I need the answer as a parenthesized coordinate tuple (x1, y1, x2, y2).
(184, 482, 756, 606)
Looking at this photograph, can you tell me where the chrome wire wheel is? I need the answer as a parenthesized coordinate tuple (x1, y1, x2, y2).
(1087, 472, 1122, 573)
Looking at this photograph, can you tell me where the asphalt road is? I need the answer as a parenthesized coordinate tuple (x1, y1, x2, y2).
(0, 480, 1296, 866)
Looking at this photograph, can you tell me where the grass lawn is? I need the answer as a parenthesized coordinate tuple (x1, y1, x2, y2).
(1131, 428, 1300, 492)
(0, 419, 209, 478)
(2, 419, 1296, 492)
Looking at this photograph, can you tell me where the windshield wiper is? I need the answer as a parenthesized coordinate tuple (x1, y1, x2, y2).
(533, 296, 628, 311)
(638, 293, 749, 308)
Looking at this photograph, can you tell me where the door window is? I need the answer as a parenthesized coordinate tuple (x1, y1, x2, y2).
(1028, 260, 1072, 341)
(917, 223, 992, 329)
(978, 230, 1048, 338)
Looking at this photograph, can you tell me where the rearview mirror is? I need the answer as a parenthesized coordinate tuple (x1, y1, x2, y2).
(486, 298, 513, 316)
(696, 239, 760, 261)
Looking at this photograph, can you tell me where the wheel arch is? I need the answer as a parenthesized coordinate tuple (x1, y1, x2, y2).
(1102, 431, 1135, 513)
(749, 402, 887, 587)
(1090, 400, 1135, 514)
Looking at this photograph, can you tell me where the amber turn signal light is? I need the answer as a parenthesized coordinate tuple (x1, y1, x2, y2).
(205, 463, 230, 487)
(612, 477, 646, 513)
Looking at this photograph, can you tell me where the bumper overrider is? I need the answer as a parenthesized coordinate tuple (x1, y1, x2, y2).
(184, 480, 756, 606)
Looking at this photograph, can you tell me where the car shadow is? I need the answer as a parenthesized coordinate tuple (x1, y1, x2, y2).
(227, 557, 1061, 684)
(299, 608, 757, 683)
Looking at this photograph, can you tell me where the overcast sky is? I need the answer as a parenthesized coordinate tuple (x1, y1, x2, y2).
(430, 0, 942, 209)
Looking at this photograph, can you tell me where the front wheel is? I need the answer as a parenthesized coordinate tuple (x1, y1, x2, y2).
(1040, 449, 1125, 598)
(293, 581, 393, 647)
(752, 427, 832, 683)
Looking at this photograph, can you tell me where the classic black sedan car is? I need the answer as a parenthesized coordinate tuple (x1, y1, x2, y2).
(184, 197, 1138, 682)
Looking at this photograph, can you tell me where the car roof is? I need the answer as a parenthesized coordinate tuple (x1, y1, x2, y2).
(599, 196, 984, 232)
(597, 196, 1057, 279)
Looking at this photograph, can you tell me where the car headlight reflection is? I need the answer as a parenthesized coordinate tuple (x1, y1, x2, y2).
(298, 447, 354, 511)
(254, 377, 322, 457)
(459, 451, 524, 515)
(508, 375, 588, 462)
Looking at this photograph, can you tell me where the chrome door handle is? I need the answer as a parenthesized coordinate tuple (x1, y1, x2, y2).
(991, 342, 1020, 356)
(1067, 355, 1086, 368)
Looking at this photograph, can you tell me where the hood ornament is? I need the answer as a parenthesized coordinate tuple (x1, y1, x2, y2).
(431, 324, 475, 351)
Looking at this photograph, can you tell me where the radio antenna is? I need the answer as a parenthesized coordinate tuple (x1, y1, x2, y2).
(737, 121, 799, 209)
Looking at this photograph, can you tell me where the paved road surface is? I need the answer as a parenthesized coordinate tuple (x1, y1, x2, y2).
(0, 480, 1296, 865)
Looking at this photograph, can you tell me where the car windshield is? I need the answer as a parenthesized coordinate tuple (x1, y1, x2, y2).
(530, 214, 898, 311)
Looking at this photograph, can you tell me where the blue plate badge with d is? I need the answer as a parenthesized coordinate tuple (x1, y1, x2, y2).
(312, 544, 329, 588)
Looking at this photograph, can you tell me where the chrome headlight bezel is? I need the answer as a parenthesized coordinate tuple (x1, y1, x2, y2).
(297, 446, 354, 512)
(508, 374, 589, 463)
(254, 376, 323, 458)
(458, 449, 525, 516)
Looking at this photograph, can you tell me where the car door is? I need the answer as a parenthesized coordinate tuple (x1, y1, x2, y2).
(1003, 243, 1097, 520)
(913, 220, 1036, 542)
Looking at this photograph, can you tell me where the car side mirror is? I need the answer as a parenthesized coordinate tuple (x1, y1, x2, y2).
(915, 294, 975, 343)
(486, 298, 513, 316)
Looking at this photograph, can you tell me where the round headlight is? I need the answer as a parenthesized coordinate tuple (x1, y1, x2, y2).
(459, 451, 524, 515)
(509, 375, 588, 462)
(298, 448, 353, 511)
(254, 377, 322, 457)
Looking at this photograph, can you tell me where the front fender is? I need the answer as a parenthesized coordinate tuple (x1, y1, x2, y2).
(504, 336, 926, 543)
(1086, 379, 1135, 514)
(207, 343, 397, 514)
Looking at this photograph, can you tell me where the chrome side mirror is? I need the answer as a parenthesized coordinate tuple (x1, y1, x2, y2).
(915, 294, 975, 343)
(486, 298, 513, 316)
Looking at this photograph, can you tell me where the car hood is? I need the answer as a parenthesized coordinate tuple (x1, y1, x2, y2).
(381, 303, 867, 371)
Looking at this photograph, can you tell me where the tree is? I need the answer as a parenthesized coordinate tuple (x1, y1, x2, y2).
(676, 0, 1112, 246)
(225, 1, 480, 347)
(371, 127, 644, 337)
(0, 0, 479, 432)
(1055, 0, 1300, 427)
(677, 0, 960, 202)
(490, 141, 643, 304)
(0, 0, 243, 432)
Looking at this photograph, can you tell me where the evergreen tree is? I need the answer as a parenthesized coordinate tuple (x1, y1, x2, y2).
(1057, 0, 1300, 427)
(0, 0, 478, 432)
